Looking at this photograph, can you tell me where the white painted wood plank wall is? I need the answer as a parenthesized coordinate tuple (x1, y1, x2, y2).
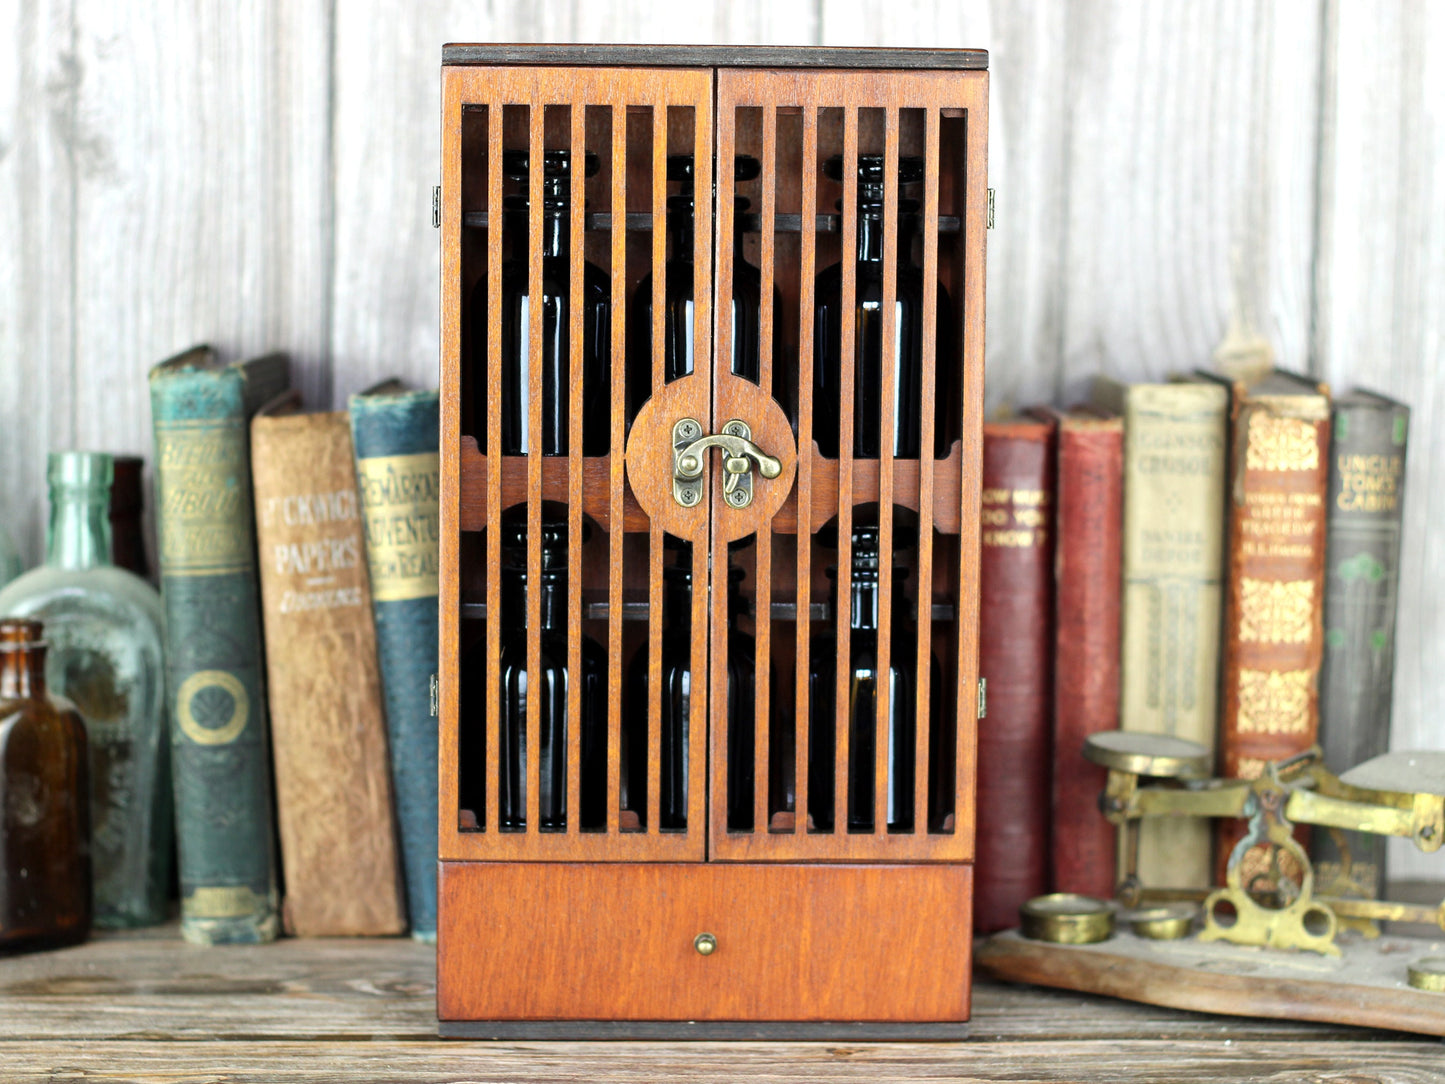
(1, 0, 1441, 878)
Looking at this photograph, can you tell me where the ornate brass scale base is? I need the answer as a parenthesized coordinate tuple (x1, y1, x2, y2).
(1083, 733, 1445, 956)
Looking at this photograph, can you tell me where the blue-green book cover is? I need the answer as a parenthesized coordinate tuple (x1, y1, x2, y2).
(149, 344, 285, 945)
(349, 381, 439, 942)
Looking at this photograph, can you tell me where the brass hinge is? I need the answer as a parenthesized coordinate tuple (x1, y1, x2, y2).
(977, 677, 987, 719)
(432, 186, 441, 229)
(429, 673, 439, 717)
(987, 188, 995, 230)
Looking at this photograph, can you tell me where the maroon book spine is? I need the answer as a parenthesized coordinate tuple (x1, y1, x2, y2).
(975, 415, 1057, 932)
(1050, 413, 1122, 899)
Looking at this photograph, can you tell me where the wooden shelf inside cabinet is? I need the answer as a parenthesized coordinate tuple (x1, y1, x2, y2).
(459, 595, 957, 623)
(439, 46, 988, 1032)
(461, 211, 963, 234)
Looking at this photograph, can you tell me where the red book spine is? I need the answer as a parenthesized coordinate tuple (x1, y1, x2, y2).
(975, 416, 1056, 932)
(1051, 415, 1122, 900)
(1214, 382, 1330, 885)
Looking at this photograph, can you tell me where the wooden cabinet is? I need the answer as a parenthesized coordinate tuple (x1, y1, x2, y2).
(437, 44, 988, 1033)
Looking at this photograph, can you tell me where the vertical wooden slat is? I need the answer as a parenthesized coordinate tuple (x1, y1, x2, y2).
(690, 103, 713, 842)
(647, 104, 667, 836)
(875, 106, 899, 834)
(834, 107, 859, 834)
(484, 103, 504, 837)
(607, 104, 627, 835)
(525, 108, 545, 834)
(711, 104, 737, 844)
(915, 105, 940, 835)
(566, 105, 585, 833)
(753, 103, 778, 833)
(438, 76, 463, 853)
(794, 103, 818, 835)
(957, 89, 989, 849)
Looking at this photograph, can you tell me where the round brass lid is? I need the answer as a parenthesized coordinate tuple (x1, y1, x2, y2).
(1127, 903, 1198, 941)
(1083, 731, 1211, 780)
(1407, 957, 1445, 992)
(1020, 893, 1114, 944)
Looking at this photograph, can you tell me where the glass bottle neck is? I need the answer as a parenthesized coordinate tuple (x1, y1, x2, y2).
(669, 203, 695, 264)
(842, 571, 907, 632)
(503, 571, 567, 633)
(856, 203, 885, 265)
(47, 486, 113, 571)
(0, 645, 47, 699)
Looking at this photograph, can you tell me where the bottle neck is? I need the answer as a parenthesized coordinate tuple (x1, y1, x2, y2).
(47, 485, 113, 571)
(503, 570, 567, 633)
(0, 644, 47, 700)
(856, 200, 885, 264)
(840, 569, 907, 632)
(540, 187, 569, 261)
(670, 201, 695, 264)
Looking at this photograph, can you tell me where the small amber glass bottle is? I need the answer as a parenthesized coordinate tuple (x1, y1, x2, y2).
(0, 618, 92, 951)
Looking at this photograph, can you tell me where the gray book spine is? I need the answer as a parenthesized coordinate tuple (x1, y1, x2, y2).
(1314, 395, 1409, 901)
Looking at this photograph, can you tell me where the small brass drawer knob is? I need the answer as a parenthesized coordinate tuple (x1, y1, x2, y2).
(694, 932, 717, 956)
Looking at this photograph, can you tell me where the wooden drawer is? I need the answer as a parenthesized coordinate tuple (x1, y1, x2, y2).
(437, 861, 972, 1023)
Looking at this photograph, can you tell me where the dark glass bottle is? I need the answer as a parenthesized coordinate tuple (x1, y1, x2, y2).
(493, 518, 606, 831)
(623, 562, 778, 832)
(625, 155, 784, 426)
(470, 149, 610, 456)
(813, 155, 954, 459)
(808, 525, 937, 833)
(0, 618, 92, 951)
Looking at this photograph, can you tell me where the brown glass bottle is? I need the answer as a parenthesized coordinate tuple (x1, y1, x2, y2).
(807, 525, 939, 833)
(470, 149, 610, 456)
(813, 155, 955, 459)
(0, 618, 91, 951)
(625, 155, 785, 427)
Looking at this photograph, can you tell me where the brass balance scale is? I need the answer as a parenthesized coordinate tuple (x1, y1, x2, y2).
(1083, 732, 1445, 957)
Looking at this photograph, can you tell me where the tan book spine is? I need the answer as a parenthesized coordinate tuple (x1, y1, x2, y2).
(251, 405, 405, 936)
(1096, 378, 1229, 891)
(1214, 379, 1330, 883)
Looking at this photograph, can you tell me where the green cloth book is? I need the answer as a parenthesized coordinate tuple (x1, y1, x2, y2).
(149, 345, 287, 944)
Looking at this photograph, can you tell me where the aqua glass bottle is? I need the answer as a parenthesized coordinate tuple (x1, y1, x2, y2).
(0, 453, 170, 927)
(0, 523, 21, 587)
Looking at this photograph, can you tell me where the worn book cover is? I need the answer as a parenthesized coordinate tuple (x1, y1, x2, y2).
(252, 396, 405, 937)
(1313, 390, 1408, 903)
(350, 381, 440, 942)
(149, 345, 287, 945)
(1092, 377, 1228, 892)
(1050, 408, 1123, 900)
(1201, 369, 1331, 886)
(975, 413, 1056, 932)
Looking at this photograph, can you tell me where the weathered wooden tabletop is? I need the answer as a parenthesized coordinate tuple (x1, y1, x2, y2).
(0, 927, 1441, 1083)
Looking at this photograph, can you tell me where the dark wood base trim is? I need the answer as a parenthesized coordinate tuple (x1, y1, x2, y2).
(439, 1019, 971, 1041)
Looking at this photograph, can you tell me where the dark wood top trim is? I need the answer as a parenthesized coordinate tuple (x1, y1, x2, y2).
(442, 44, 988, 71)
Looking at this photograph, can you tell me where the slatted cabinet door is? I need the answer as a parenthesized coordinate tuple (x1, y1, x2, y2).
(709, 69, 987, 863)
(441, 65, 714, 862)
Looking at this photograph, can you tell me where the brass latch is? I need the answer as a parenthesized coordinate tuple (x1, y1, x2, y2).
(672, 418, 781, 510)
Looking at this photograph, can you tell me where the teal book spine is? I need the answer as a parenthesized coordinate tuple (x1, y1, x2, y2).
(149, 347, 283, 945)
(349, 387, 439, 942)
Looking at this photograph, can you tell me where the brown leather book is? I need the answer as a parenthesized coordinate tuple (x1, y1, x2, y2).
(251, 396, 405, 936)
(1201, 370, 1331, 886)
(1050, 409, 1122, 900)
(975, 413, 1056, 932)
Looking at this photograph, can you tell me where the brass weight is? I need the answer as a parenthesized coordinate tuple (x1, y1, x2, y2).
(1020, 894, 1114, 944)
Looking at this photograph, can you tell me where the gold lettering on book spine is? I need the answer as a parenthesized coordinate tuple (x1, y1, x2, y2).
(155, 418, 253, 575)
(1239, 577, 1314, 643)
(1237, 668, 1312, 735)
(356, 451, 441, 602)
(1246, 414, 1318, 472)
